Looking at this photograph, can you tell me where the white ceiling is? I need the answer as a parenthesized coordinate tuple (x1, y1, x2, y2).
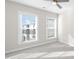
(8, 0, 74, 13)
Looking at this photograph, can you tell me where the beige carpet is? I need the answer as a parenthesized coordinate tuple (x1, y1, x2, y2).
(6, 42, 74, 59)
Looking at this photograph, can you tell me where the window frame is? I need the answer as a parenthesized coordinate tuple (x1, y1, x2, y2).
(18, 11, 38, 44)
(46, 16, 57, 39)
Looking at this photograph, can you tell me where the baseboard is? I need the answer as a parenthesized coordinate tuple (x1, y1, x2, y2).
(6, 39, 57, 54)
(58, 40, 74, 47)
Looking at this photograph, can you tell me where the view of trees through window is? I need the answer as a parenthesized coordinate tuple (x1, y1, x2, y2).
(22, 15, 37, 42)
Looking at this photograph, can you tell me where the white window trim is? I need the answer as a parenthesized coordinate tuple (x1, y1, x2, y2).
(46, 16, 57, 39)
(18, 11, 38, 44)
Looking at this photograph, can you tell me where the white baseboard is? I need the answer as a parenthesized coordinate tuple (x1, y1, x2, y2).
(68, 34, 74, 47)
(6, 39, 57, 54)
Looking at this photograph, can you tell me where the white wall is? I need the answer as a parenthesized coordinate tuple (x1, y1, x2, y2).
(58, 8, 74, 47)
(5, 1, 58, 53)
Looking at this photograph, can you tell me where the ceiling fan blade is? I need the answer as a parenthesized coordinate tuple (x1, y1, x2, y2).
(44, 0, 69, 2)
(56, 3, 62, 9)
(56, 0, 69, 2)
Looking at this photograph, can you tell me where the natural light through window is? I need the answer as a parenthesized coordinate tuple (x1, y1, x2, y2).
(47, 17, 57, 39)
(18, 12, 38, 44)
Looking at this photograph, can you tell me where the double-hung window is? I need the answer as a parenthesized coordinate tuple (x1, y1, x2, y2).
(18, 12, 38, 44)
(46, 17, 57, 39)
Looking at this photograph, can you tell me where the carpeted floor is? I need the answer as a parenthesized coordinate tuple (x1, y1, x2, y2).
(6, 41, 74, 59)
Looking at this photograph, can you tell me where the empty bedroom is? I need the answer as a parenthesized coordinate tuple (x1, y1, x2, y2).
(5, 0, 74, 59)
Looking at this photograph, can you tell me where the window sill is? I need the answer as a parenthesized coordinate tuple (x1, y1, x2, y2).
(20, 40, 37, 44)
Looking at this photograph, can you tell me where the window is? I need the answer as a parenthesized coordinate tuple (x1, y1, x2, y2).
(46, 17, 57, 39)
(18, 12, 38, 44)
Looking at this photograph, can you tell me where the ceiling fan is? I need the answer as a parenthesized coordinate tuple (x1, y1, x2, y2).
(44, 0, 69, 9)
